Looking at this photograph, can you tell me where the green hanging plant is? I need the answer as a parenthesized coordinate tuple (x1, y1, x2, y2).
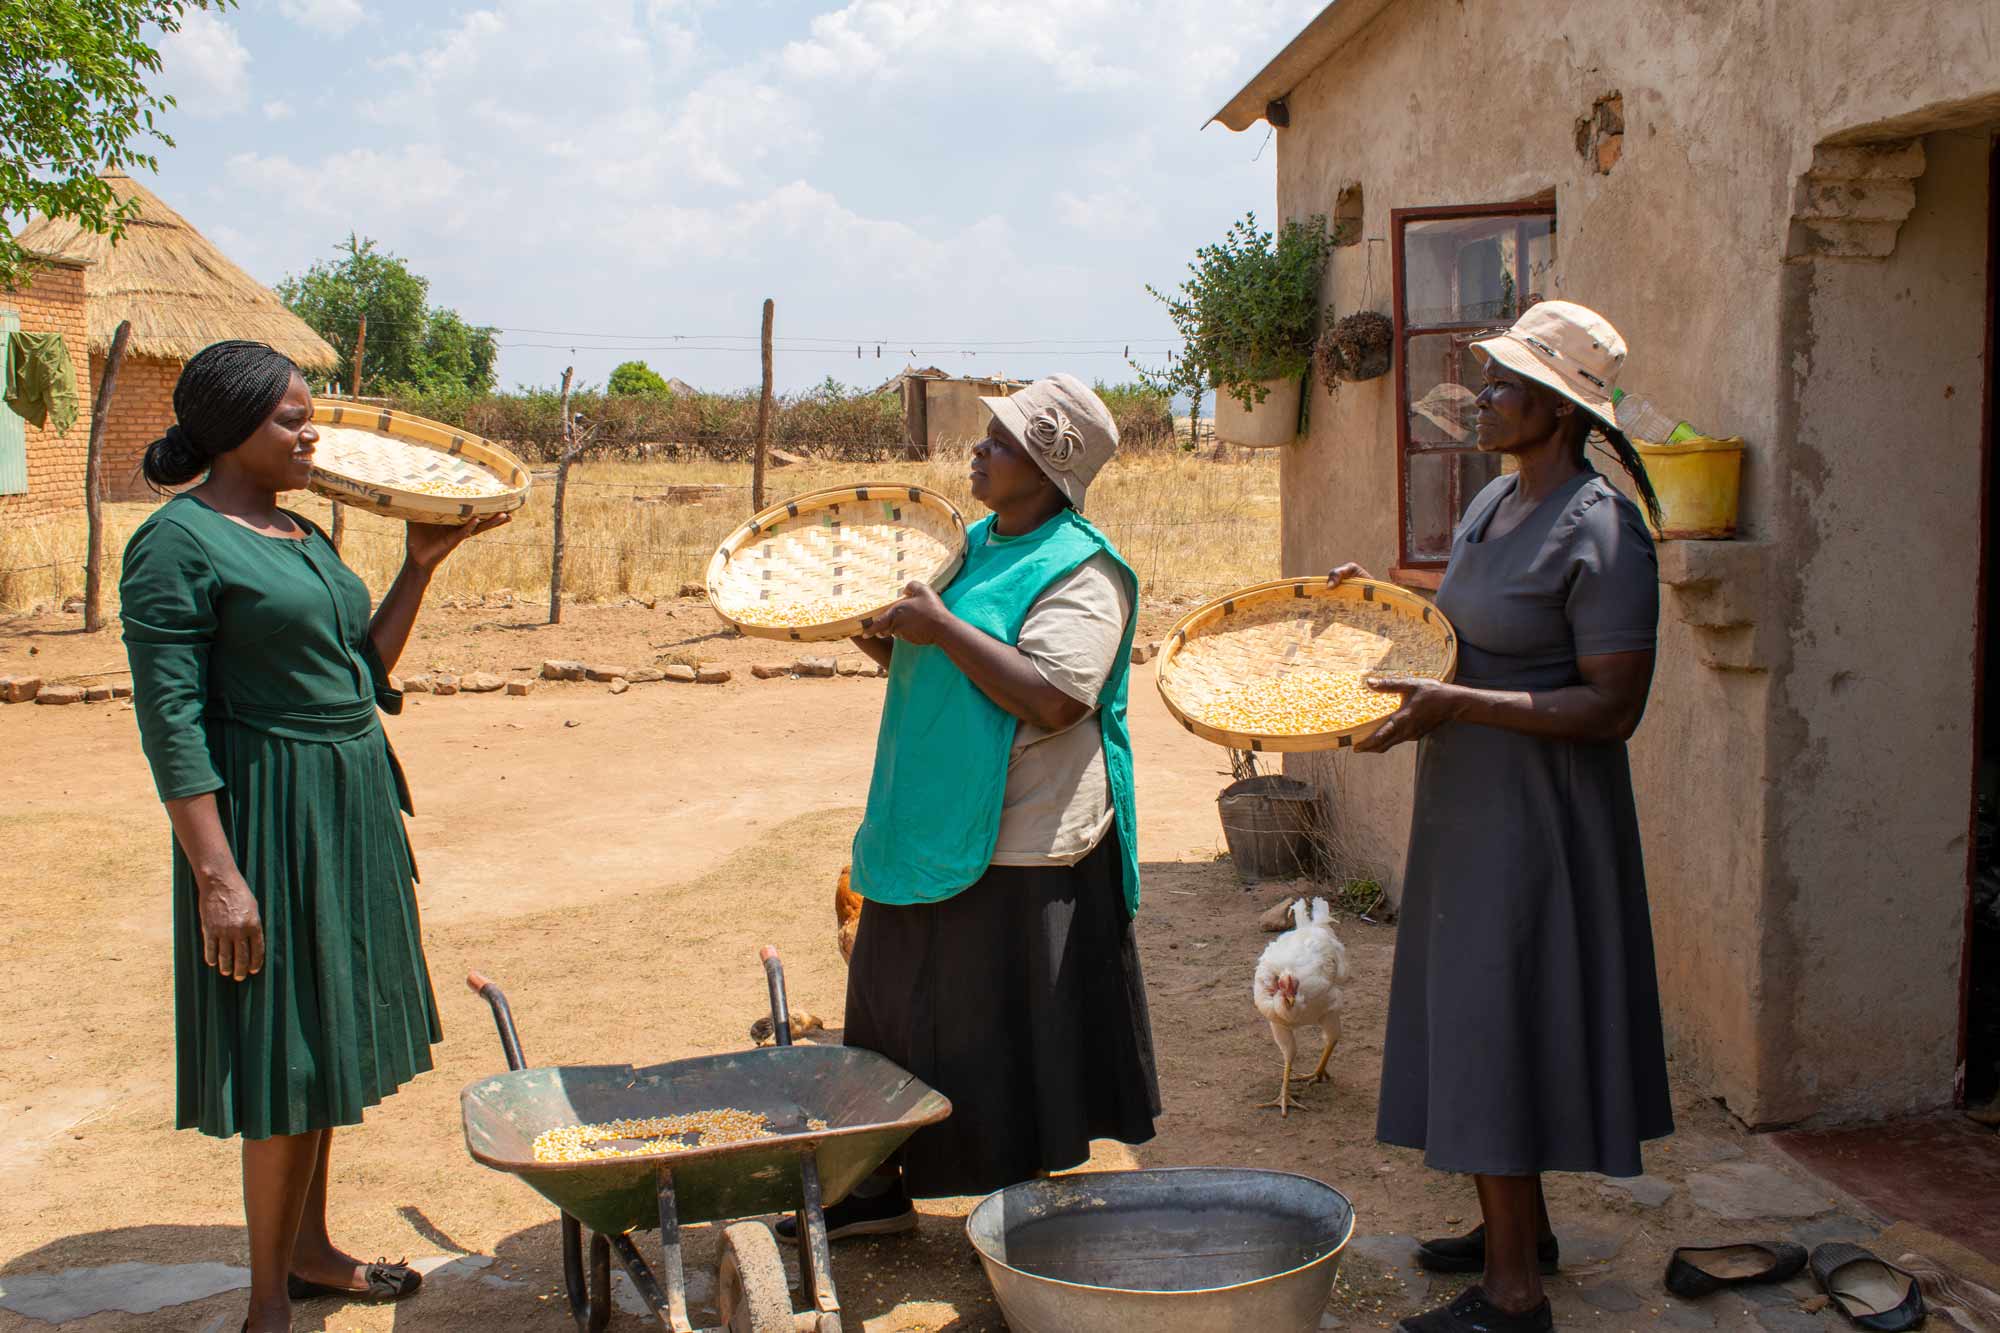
(1139, 212, 1334, 411)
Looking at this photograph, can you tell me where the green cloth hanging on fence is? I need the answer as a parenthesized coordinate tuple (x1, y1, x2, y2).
(4, 331, 80, 434)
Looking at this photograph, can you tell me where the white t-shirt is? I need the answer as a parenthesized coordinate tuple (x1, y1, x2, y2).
(991, 551, 1133, 867)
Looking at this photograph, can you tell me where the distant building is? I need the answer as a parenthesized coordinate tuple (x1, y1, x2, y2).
(12, 170, 339, 503)
(881, 366, 1030, 458)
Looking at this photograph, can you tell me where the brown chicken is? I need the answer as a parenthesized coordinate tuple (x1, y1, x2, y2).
(835, 864, 863, 963)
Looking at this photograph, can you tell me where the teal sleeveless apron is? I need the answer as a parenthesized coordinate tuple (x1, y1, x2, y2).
(850, 508, 1142, 916)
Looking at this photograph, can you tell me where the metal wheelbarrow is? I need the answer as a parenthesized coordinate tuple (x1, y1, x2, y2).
(461, 947, 951, 1332)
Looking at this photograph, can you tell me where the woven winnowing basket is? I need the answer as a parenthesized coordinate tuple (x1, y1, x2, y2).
(707, 485, 969, 642)
(307, 404, 532, 524)
(1157, 577, 1458, 752)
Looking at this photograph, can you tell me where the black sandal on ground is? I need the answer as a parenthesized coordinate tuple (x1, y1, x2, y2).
(1664, 1241, 1808, 1298)
(1416, 1224, 1559, 1275)
(1811, 1243, 1927, 1331)
(286, 1259, 422, 1303)
(1399, 1286, 1553, 1332)
(773, 1180, 916, 1244)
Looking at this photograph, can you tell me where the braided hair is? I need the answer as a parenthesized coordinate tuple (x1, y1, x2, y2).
(143, 341, 299, 489)
(1583, 418, 1663, 534)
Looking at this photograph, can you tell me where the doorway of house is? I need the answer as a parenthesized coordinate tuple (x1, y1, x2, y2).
(1970, 135, 2000, 1121)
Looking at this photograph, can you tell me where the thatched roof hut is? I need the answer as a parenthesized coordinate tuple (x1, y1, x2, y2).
(13, 171, 339, 499)
(15, 170, 339, 371)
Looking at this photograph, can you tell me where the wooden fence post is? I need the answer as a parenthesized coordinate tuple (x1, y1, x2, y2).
(752, 298, 774, 511)
(83, 320, 131, 633)
(548, 366, 576, 626)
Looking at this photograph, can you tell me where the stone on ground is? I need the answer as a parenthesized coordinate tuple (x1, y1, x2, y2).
(1686, 1162, 1832, 1221)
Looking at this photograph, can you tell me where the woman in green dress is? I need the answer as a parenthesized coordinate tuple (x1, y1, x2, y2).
(120, 341, 504, 1333)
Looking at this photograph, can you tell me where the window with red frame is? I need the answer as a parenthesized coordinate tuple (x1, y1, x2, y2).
(1391, 204, 1557, 575)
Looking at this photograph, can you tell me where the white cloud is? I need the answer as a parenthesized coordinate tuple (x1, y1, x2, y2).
(263, 100, 295, 122)
(280, 0, 368, 36)
(158, 10, 251, 117)
(1057, 186, 1158, 239)
(225, 145, 479, 237)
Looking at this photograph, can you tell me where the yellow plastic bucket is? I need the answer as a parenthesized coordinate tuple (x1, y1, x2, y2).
(1633, 435, 1743, 539)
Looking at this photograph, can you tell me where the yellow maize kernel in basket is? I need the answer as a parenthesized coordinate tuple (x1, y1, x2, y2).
(531, 1108, 780, 1162)
(730, 594, 888, 628)
(1200, 668, 1431, 737)
(404, 475, 504, 498)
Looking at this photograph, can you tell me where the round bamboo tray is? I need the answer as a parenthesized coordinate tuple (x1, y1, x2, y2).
(1157, 577, 1458, 752)
(706, 484, 968, 642)
(306, 404, 531, 525)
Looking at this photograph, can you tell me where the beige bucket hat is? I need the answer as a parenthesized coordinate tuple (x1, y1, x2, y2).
(1470, 299, 1625, 423)
(980, 373, 1120, 512)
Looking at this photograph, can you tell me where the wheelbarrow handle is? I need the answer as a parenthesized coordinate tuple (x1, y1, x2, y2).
(761, 946, 795, 1048)
(466, 968, 528, 1071)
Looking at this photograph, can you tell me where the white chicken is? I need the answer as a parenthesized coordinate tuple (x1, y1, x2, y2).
(1251, 897, 1349, 1117)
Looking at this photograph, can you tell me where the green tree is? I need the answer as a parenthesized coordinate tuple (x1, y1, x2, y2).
(277, 234, 496, 394)
(0, 0, 231, 290)
(607, 359, 673, 397)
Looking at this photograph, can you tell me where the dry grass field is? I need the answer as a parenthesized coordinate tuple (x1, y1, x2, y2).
(0, 450, 1280, 616)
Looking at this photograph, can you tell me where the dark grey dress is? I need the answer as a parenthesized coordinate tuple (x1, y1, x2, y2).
(1375, 470, 1673, 1178)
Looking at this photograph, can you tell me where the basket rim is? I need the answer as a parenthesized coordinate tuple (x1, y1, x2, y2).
(705, 482, 970, 643)
(306, 402, 532, 521)
(1155, 575, 1459, 753)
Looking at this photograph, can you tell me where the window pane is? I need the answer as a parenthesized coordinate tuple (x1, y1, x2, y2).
(1402, 214, 1554, 326)
(1406, 451, 1453, 562)
(1404, 449, 1502, 563)
(1404, 332, 1489, 449)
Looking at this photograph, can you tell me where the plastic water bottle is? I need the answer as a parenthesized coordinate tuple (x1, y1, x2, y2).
(1611, 389, 1698, 444)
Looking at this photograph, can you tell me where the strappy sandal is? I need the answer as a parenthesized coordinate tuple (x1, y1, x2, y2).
(287, 1258, 422, 1303)
(1811, 1243, 1927, 1331)
(1664, 1241, 1808, 1298)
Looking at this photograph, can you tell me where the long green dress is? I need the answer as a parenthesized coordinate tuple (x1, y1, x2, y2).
(121, 493, 439, 1140)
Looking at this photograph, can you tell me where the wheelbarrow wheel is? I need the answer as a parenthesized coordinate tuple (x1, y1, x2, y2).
(716, 1221, 793, 1333)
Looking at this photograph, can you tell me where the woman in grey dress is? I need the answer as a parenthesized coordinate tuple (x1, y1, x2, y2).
(1329, 301, 1673, 1333)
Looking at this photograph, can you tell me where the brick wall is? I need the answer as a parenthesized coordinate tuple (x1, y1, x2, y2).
(95, 352, 179, 501)
(0, 262, 94, 520)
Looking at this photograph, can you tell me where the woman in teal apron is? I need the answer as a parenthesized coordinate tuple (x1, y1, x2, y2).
(120, 341, 504, 1332)
(799, 374, 1161, 1241)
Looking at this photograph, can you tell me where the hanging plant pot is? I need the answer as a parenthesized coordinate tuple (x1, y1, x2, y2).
(1214, 377, 1303, 449)
(1317, 311, 1394, 388)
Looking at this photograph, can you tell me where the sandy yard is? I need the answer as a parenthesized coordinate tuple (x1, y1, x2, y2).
(1, 599, 1890, 1332)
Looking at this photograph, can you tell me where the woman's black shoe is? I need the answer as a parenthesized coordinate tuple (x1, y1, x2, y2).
(1663, 1241, 1808, 1298)
(286, 1259, 422, 1302)
(1400, 1286, 1553, 1332)
(1811, 1243, 1927, 1331)
(774, 1182, 916, 1244)
(1416, 1225, 1559, 1275)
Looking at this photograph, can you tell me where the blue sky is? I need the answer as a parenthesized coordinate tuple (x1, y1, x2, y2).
(146, 0, 1322, 395)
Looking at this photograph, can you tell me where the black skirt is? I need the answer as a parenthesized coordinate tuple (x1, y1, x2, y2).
(843, 829, 1161, 1197)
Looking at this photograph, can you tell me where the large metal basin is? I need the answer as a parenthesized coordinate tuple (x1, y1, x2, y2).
(966, 1167, 1355, 1333)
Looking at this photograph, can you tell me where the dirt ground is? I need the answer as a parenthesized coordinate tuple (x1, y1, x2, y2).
(0, 599, 1888, 1332)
